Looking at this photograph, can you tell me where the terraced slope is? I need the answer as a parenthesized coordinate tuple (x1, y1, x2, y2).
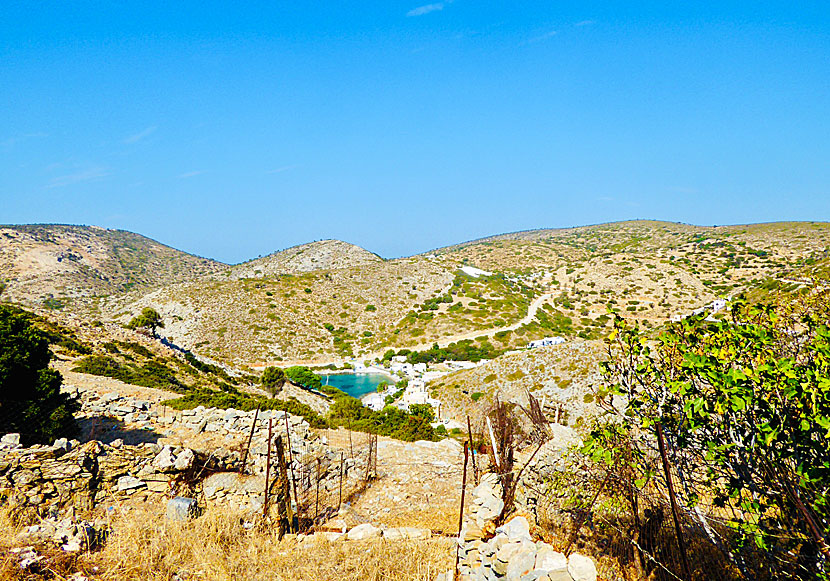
(0, 224, 224, 307)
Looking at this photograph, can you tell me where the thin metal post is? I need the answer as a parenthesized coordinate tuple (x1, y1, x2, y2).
(275, 435, 291, 538)
(348, 418, 354, 458)
(240, 405, 260, 474)
(264, 417, 273, 519)
(656, 422, 692, 581)
(338, 452, 344, 512)
(467, 415, 478, 486)
(454, 441, 470, 581)
(283, 412, 300, 530)
(315, 458, 321, 524)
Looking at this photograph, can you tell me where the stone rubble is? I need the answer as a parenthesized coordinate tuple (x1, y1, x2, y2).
(439, 470, 597, 581)
(15, 515, 105, 553)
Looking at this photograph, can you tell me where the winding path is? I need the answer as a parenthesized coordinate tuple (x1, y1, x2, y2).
(257, 290, 557, 369)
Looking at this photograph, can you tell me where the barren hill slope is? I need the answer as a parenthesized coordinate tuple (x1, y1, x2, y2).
(226, 239, 383, 279)
(0, 224, 225, 307)
(7, 221, 830, 366)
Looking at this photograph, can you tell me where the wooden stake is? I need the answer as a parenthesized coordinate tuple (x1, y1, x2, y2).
(315, 457, 321, 524)
(486, 416, 500, 468)
(656, 422, 692, 581)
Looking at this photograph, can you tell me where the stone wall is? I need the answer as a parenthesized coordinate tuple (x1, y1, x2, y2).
(1, 402, 362, 517)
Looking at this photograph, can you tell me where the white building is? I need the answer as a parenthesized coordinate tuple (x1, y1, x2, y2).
(527, 336, 566, 349)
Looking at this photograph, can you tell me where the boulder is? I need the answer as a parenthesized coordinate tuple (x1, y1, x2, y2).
(498, 516, 532, 542)
(1, 433, 21, 448)
(567, 553, 597, 581)
(347, 523, 381, 541)
(505, 544, 537, 579)
(152, 446, 177, 472)
(167, 497, 200, 521)
(174, 448, 195, 471)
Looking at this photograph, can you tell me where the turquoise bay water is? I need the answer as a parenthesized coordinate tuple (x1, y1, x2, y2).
(319, 373, 391, 399)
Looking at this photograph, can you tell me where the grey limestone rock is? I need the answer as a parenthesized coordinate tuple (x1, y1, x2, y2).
(167, 497, 200, 521)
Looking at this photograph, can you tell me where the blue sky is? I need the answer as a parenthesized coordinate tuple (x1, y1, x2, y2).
(2, 2, 828, 263)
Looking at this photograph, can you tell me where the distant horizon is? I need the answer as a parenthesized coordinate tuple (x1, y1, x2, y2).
(4, 218, 828, 265)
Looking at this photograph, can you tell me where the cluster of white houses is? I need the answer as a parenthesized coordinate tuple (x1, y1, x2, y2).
(526, 336, 566, 349)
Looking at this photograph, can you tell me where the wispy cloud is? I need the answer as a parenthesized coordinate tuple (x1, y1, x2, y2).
(265, 165, 296, 175)
(575, 20, 595, 27)
(407, 3, 445, 17)
(524, 29, 558, 44)
(1, 132, 48, 151)
(597, 196, 614, 202)
(123, 125, 157, 144)
(46, 167, 111, 189)
(177, 170, 205, 179)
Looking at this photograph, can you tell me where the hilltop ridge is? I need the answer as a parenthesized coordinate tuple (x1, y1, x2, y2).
(0, 224, 225, 306)
(225, 239, 384, 279)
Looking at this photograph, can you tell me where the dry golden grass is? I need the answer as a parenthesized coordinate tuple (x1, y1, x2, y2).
(0, 505, 454, 581)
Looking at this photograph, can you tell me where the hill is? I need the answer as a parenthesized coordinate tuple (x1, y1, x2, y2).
(0, 224, 225, 308)
(5, 220, 830, 365)
(226, 239, 384, 279)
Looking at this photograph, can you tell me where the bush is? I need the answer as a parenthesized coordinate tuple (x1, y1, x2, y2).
(126, 307, 164, 336)
(73, 355, 184, 391)
(0, 305, 79, 445)
(284, 366, 322, 391)
(261, 366, 286, 397)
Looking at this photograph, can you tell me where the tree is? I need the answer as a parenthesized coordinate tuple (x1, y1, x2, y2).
(586, 292, 830, 577)
(126, 307, 165, 337)
(408, 403, 435, 422)
(261, 366, 286, 397)
(0, 306, 79, 445)
(284, 366, 322, 391)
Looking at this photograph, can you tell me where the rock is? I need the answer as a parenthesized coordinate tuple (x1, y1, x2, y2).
(110, 438, 124, 449)
(167, 497, 200, 521)
(116, 475, 145, 491)
(174, 448, 195, 471)
(2, 433, 21, 447)
(12, 469, 38, 487)
(534, 544, 571, 581)
(499, 516, 532, 542)
(383, 527, 432, 540)
(152, 446, 177, 472)
(567, 553, 597, 581)
(53, 438, 71, 452)
(505, 545, 537, 579)
(347, 523, 381, 541)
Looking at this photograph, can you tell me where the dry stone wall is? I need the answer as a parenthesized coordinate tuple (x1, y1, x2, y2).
(1, 394, 361, 517)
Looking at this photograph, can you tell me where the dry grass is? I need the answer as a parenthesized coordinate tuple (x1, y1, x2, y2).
(0, 505, 454, 581)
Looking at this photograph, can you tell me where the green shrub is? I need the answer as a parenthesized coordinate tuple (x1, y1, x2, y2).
(73, 355, 184, 391)
(0, 306, 80, 445)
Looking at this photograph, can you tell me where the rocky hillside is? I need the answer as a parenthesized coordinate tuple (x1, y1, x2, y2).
(226, 239, 384, 279)
(0, 224, 225, 307)
(5, 221, 830, 365)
